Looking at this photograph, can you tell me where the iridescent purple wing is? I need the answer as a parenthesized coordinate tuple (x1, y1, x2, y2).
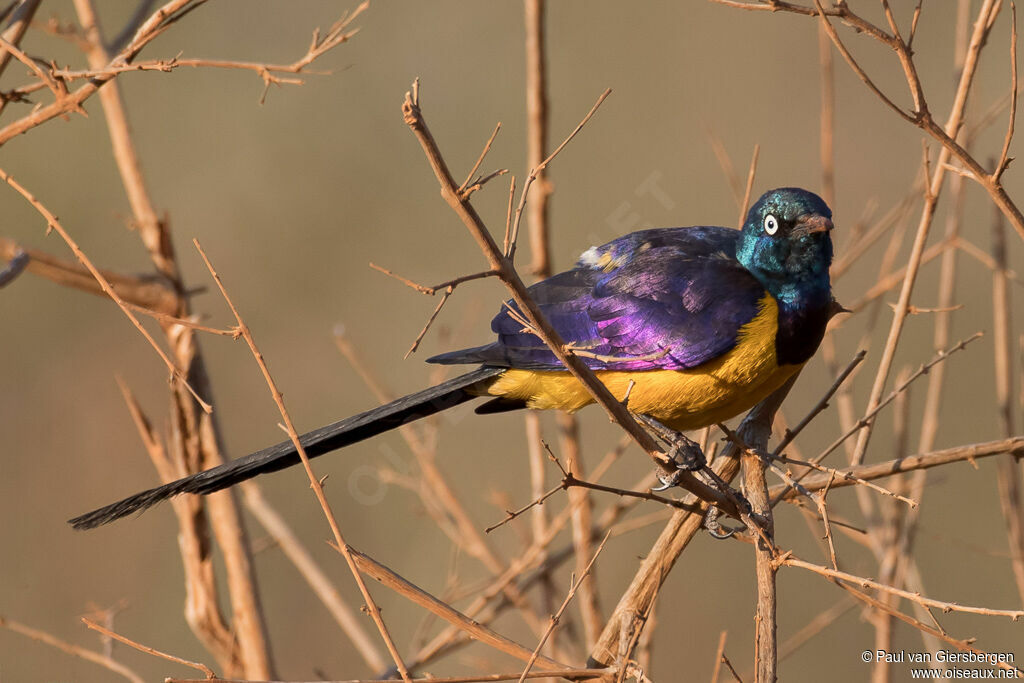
(427, 226, 766, 371)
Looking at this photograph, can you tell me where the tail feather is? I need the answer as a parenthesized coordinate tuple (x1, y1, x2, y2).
(69, 367, 504, 530)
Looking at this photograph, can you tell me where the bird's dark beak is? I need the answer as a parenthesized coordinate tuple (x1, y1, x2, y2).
(794, 214, 834, 236)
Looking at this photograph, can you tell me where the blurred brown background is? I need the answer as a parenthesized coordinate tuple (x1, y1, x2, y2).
(1, 1, 1021, 680)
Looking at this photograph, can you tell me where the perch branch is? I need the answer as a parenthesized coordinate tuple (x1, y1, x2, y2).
(401, 81, 740, 515)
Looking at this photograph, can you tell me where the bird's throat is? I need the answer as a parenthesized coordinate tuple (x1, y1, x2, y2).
(773, 292, 832, 366)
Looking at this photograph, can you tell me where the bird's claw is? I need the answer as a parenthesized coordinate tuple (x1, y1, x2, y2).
(705, 506, 739, 540)
(652, 469, 682, 492)
(650, 439, 705, 491)
(707, 524, 736, 540)
(635, 415, 749, 539)
(633, 413, 707, 491)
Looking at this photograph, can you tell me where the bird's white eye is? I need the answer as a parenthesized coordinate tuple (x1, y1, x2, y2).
(763, 214, 779, 235)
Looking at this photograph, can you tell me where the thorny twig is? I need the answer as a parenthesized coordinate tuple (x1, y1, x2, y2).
(193, 240, 413, 682)
(81, 618, 215, 679)
(714, 0, 1024, 240)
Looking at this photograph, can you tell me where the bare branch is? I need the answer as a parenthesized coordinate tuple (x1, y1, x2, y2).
(348, 548, 581, 673)
(401, 82, 740, 515)
(517, 533, 610, 682)
(81, 618, 215, 679)
(738, 144, 759, 228)
(0, 615, 144, 683)
(778, 553, 1024, 620)
(771, 436, 1024, 500)
(0, 167, 211, 412)
(996, 1, 1019, 179)
(193, 239, 412, 682)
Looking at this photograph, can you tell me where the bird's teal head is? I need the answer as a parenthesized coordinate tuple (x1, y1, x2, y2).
(736, 187, 834, 308)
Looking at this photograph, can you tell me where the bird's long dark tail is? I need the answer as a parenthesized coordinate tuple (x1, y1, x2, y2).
(69, 366, 505, 530)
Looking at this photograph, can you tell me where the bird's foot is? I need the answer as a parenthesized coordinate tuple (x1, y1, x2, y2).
(665, 432, 706, 472)
(633, 414, 754, 537)
(651, 469, 681, 492)
(704, 506, 739, 540)
(632, 414, 707, 491)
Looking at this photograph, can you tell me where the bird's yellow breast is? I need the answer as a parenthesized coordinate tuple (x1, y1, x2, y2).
(482, 294, 800, 431)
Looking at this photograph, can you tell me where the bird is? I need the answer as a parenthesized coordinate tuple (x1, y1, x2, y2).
(70, 187, 836, 530)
